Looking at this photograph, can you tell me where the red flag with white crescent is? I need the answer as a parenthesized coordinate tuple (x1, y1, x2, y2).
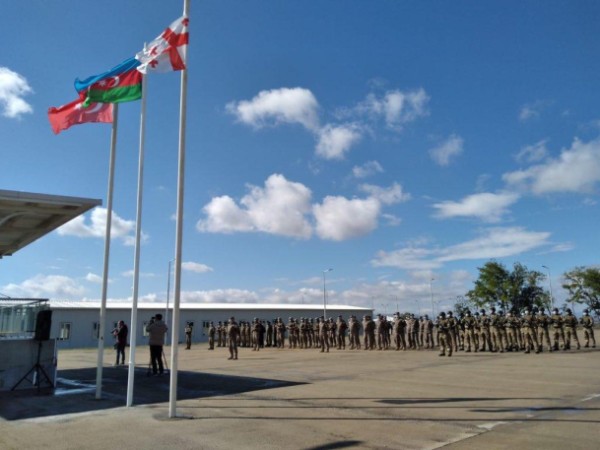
(48, 95, 113, 134)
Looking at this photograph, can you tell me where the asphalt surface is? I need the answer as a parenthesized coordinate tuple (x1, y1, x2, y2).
(1, 343, 599, 449)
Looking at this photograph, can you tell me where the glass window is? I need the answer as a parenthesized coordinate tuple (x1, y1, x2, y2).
(59, 322, 71, 340)
(142, 321, 150, 337)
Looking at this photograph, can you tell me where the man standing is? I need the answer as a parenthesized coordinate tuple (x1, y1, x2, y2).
(563, 309, 581, 350)
(227, 316, 240, 360)
(581, 309, 596, 348)
(146, 314, 168, 376)
(112, 320, 128, 366)
(208, 321, 216, 350)
(437, 312, 452, 357)
(184, 321, 193, 350)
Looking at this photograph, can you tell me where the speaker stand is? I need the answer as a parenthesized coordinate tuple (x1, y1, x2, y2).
(11, 340, 54, 393)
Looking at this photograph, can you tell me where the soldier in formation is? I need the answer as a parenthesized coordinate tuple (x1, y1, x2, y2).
(203, 308, 595, 357)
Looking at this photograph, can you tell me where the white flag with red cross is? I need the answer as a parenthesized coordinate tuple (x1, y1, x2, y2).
(136, 16, 189, 74)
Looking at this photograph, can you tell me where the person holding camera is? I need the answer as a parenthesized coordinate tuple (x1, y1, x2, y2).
(112, 320, 128, 366)
(146, 314, 168, 376)
(185, 321, 193, 350)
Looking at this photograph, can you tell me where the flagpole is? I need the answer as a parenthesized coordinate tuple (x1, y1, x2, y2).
(126, 71, 148, 407)
(95, 103, 118, 399)
(169, 0, 190, 419)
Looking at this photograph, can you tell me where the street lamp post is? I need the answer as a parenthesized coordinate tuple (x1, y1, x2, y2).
(542, 265, 554, 310)
(430, 277, 435, 317)
(323, 268, 333, 320)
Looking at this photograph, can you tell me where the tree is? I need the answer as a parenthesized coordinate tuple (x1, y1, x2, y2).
(562, 267, 600, 317)
(466, 261, 549, 312)
(453, 295, 475, 316)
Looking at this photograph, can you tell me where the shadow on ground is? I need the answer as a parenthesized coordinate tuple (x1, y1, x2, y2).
(0, 366, 304, 421)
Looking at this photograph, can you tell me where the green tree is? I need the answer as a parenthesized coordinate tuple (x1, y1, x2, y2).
(466, 261, 549, 312)
(562, 267, 600, 316)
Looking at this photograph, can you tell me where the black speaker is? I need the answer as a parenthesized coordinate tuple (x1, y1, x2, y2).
(34, 310, 52, 341)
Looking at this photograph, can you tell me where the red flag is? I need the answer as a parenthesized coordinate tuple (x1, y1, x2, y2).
(48, 95, 113, 134)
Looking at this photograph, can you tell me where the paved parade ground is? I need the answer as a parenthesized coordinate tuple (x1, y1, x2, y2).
(1, 344, 599, 449)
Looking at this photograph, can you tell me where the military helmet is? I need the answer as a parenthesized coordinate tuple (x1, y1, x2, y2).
(447, 311, 453, 316)
(480, 309, 486, 314)
(439, 311, 446, 318)
(566, 308, 572, 314)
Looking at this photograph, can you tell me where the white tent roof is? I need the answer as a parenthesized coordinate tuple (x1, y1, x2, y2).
(48, 301, 371, 311)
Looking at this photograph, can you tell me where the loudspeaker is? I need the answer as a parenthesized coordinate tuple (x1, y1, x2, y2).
(34, 309, 52, 341)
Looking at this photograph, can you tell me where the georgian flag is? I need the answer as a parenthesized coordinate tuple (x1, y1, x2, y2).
(136, 16, 189, 74)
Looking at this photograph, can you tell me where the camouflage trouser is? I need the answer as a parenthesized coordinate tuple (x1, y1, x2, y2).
(490, 327, 504, 352)
(439, 331, 452, 356)
(277, 331, 285, 348)
(552, 327, 565, 350)
(425, 331, 434, 349)
(319, 333, 329, 352)
(448, 330, 458, 351)
(479, 328, 492, 351)
(564, 327, 581, 349)
(537, 327, 552, 351)
(521, 327, 539, 353)
(583, 328, 596, 347)
(464, 328, 477, 351)
(505, 328, 518, 350)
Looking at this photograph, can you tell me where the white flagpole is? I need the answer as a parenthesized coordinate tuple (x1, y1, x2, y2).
(169, 0, 190, 419)
(126, 71, 148, 407)
(96, 103, 119, 399)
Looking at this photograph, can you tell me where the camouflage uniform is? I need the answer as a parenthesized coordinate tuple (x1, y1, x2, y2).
(535, 309, 553, 352)
(563, 310, 581, 350)
(520, 310, 540, 354)
(550, 309, 566, 351)
(436, 312, 452, 357)
(581, 310, 596, 348)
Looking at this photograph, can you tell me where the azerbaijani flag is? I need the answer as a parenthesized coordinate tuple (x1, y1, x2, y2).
(75, 57, 142, 105)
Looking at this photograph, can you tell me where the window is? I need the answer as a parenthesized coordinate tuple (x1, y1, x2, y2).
(92, 322, 99, 339)
(142, 321, 150, 337)
(59, 322, 71, 340)
(202, 321, 210, 329)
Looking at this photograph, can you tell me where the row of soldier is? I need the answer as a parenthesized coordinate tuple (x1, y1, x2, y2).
(206, 307, 596, 356)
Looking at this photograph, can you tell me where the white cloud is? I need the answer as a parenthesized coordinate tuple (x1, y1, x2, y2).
(199, 176, 407, 241)
(121, 270, 156, 278)
(0, 67, 33, 119)
(503, 137, 600, 194)
(359, 182, 410, 205)
(226, 87, 320, 132)
(432, 192, 520, 222)
(2, 274, 86, 298)
(438, 227, 551, 262)
(197, 174, 313, 239)
(57, 208, 138, 245)
(429, 134, 464, 166)
(372, 227, 552, 270)
(313, 196, 381, 241)
(353, 88, 430, 131)
(372, 247, 441, 271)
(181, 289, 260, 303)
(182, 262, 214, 273)
(316, 123, 362, 160)
(85, 273, 103, 283)
(352, 160, 383, 178)
(515, 139, 548, 163)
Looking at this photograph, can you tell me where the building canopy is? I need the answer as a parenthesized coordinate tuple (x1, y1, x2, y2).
(0, 189, 101, 258)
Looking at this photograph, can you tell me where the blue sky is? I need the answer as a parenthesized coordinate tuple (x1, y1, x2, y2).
(1, 0, 599, 314)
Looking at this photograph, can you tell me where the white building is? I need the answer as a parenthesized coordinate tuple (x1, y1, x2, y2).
(49, 301, 373, 349)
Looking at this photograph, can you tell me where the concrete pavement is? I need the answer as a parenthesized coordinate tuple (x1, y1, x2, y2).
(1, 343, 599, 449)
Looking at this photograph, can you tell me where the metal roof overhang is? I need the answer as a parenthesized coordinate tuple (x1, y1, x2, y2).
(0, 189, 101, 258)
